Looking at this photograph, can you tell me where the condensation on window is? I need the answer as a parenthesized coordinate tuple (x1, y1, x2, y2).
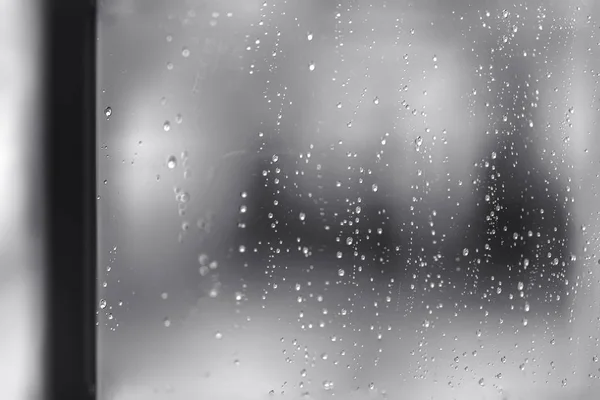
(97, 1, 600, 399)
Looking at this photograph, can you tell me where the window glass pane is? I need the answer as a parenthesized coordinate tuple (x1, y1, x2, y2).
(98, 1, 600, 399)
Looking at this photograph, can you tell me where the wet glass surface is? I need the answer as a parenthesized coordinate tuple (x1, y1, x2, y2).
(98, 1, 600, 399)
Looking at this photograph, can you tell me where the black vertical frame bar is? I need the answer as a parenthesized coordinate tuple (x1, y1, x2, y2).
(45, 0, 96, 399)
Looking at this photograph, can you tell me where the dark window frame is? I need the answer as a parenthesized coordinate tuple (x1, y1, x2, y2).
(45, 0, 97, 399)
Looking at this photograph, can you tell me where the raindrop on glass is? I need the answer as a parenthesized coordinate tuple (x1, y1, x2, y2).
(198, 253, 209, 265)
(199, 265, 209, 276)
(167, 156, 177, 169)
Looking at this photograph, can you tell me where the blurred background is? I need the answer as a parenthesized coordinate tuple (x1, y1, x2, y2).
(2, 0, 600, 399)
(0, 0, 43, 398)
(96, 0, 600, 399)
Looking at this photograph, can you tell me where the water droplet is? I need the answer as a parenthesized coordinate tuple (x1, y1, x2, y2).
(215, 331, 223, 339)
(346, 237, 353, 245)
(199, 265, 210, 276)
(164, 318, 171, 327)
(524, 302, 530, 312)
(372, 184, 378, 192)
(175, 114, 183, 124)
(373, 97, 380, 105)
(336, 251, 343, 259)
(299, 212, 306, 221)
(308, 62, 315, 71)
(338, 269, 345, 277)
(182, 47, 190, 57)
(161, 292, 168, 300)
(478, 378, 485, 386)
(99, 299, 107, 309)
(198, 253, 209, 265)
(239, 245, 246, 253)
(104, 107, 112, 119)
(272, 154, 279, 163)
(167, 62, 174, 70)
(167, 156, 177, 169)
(307, 32, 313, 41)
(462, 248, 469, 257)
(163, 121, 171, 131)
(178, 191, 190, 203)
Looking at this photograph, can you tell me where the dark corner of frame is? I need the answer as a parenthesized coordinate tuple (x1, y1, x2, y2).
(44, 0, 97, 399)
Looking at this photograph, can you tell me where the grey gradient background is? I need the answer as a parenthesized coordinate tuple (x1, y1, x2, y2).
(0, 0, 43, 398)
(97, 0, 600, 399)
